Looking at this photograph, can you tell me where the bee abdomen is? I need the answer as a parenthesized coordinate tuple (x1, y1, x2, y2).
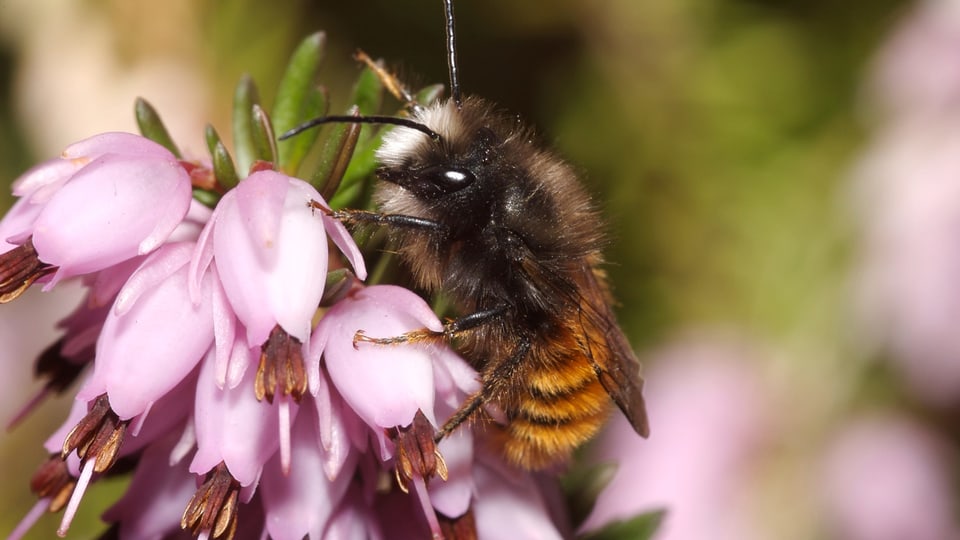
(502, 361, 612, 470)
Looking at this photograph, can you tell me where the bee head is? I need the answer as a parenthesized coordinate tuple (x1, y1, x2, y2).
(374, 98, 514, 224)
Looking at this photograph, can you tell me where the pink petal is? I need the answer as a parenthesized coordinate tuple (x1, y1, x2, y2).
(78, 243, 214, 419)
(31, 153, 191, 284)
(11, 157, 82, 201)
(214, 171, 329, 346)
(313, 286, 440, 431)
(428, 429, 474, 518)
(191, 347, 291, 486)
(0, 197, 44, 251)
(101, 431, 196, 539)
(473, 456, 564, 540)
(260, 406, 357, 540)
(311, 197, 366, 280)
(62, 132, 177, 161)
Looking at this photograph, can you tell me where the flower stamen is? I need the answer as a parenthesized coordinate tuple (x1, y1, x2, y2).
(255, 325, 307, 404)
(0, 237, 55, 303)
(29, 455, 76, 513)
(394, 410, 448, 493)
(61, 394, 128, 473)
(439, 508, 479, 540)
(181, 462, 240, 540)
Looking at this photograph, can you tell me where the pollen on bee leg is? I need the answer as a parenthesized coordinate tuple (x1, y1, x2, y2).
(0, 237, 55, 303)
(181, 462, 241, 540)
(353, 327, 445, 348)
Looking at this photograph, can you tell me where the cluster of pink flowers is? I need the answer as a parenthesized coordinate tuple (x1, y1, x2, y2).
(0, 131, 567, 539)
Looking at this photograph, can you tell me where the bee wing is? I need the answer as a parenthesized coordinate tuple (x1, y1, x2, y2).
(574, 265, 651, 438)
(517, 246, 650, 437)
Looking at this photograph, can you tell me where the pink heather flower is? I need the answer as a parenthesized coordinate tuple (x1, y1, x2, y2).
(190, 340, 288, 487)
(0, 132, 192, 289)
(868, 0, 960, 119)
(851, 0, 960, 406)
(581, 336, 770, 540)
(258, 404, 358, 540)
(819, 415, 960, 540)
(192, 169, 366, 349)
(311, 285, 479, 455)
(76, 242, 216, 420)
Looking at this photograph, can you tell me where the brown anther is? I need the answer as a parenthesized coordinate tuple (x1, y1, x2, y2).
(438, 508, 479, 540)
(35, 337, 90, 394)
(61, 394, 128, 473)
(0, 237, 55, 303)
(181, 462, 240, 540)
(394, 410, 448, 493)
(255, 325, 308, 404)
(30, 454, 76, 513)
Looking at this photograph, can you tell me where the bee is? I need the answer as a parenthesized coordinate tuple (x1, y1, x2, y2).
(287, 0, 649, 469)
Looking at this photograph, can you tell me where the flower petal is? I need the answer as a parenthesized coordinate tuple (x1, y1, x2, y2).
(314, 286, 440, 432)
(260, 405, 357, 540)
(32, 154, 191, 284)
(78, 243, 214, 420)
(191, 346, 290, 486)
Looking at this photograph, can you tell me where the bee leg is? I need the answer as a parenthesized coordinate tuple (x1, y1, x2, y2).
(353, 305, 508, 347)
(434, 391, 485, 442)
(435, 337, 532, 443)
(308, 201, 447, 235)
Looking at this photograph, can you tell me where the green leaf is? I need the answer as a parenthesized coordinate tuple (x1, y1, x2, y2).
(320, 268, 356, 307)
(272, 32, 327, 172)
(415, 83, 445, 106)
(351, 65, 384, 119)
(562, 462, 619, 528)
(250, 104, 277, 165)
(192, 188, 220, 208)
(578, 510, 667, 540)
(204, 125, 239, 189)
(212, 141, 239, 190)
(232, 75, 261, 176)
(134, 98, 181, 158)
(284, 85, 328, 175)
(311, 106, 362, 199)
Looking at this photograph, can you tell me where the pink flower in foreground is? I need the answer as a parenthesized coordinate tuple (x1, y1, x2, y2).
(0, 132, 192, 298)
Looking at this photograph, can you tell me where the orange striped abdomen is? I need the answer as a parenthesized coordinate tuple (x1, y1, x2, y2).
(500, 337, 613, 470)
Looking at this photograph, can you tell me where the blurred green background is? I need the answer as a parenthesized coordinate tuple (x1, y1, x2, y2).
(0, 0, 926, 538)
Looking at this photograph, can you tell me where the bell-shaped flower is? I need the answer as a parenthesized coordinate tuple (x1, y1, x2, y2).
(259, 403, 359, 540)
(100, 430, 196, 540)
(191, 343, 287, 487)
(192, 169, 365, 348)
(76, 242, 217, 420)
(310, 285, 476, 457)
(2, 132, 192, 288)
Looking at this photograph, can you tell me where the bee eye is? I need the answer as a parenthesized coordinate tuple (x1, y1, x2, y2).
(424, 166, 476, 194)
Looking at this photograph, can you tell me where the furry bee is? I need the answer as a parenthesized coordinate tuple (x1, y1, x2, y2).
(288, 0, 649, 469)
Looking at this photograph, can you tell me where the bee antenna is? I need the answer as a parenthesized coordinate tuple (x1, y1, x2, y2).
(443, 0, 462, 109)
(279, 115, 441, 142)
